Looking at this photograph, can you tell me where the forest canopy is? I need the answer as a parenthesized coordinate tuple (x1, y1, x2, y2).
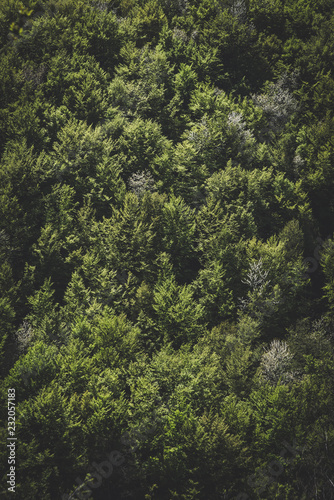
(1, 0, 334, 499)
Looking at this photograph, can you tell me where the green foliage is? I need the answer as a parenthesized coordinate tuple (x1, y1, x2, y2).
(41, 52, 109, 123)
(13, 1, 122, 68)
(321, 238, 334, 313)
(152, 269, 205, 347)
(0, 244, 17, 375)
(1, 0, 334, 498)
(205, 162, 310, 238)
(191, 259, 234, 326)
(95, 191, 158, 282)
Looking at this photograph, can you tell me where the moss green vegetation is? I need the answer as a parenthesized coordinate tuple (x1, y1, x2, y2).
(1, 0, 334, 498)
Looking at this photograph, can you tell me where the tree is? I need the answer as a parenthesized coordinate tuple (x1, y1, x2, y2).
(152, 269, 205, 348)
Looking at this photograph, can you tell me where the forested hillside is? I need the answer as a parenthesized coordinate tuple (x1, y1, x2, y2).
(1, 0, 334, 498)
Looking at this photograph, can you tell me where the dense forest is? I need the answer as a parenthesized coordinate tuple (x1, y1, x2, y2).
(1, 0, 334, 498)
